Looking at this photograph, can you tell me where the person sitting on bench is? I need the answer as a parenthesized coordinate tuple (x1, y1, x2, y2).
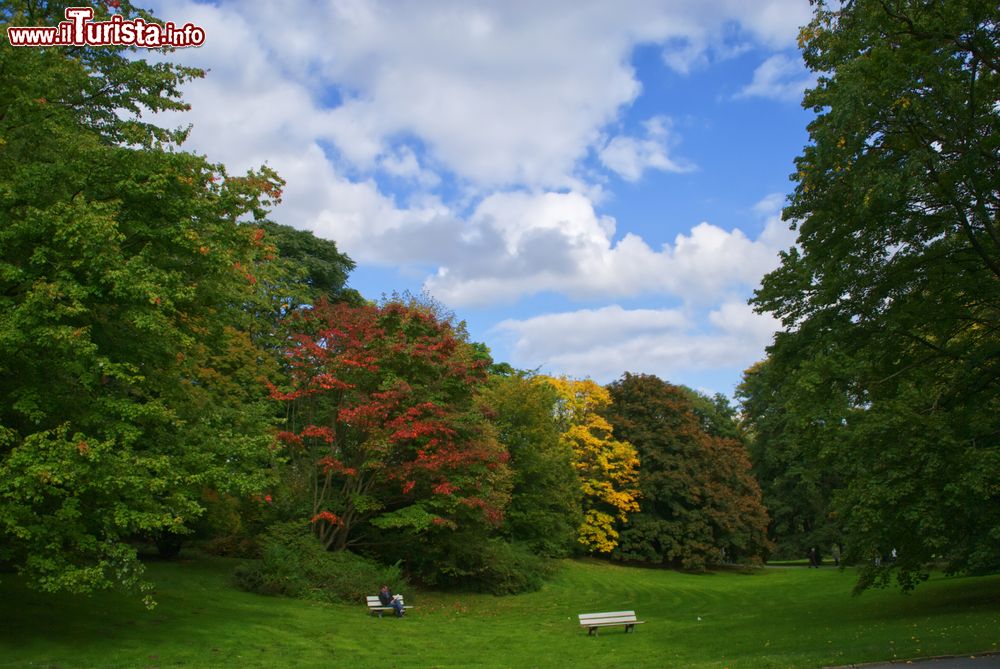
(378, 584, 405, 618)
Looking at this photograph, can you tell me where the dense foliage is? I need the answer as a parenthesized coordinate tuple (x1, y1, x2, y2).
(233, 520, 406, 603)
(737, 359, 842, 560)
(748, 0, 999, 590)
(3, 0, 831, 602)
(269, 297, 513, 584)
(542, 376, 641, 554)
(606, 374, 771, 569)
(252, 221, 359, 335)
(479, 373, 581, 558)
(0, 1, 296, 599)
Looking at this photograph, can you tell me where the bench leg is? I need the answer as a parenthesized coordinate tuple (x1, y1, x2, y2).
(588, 627, 597, 636)
(626, 624, 634, 633)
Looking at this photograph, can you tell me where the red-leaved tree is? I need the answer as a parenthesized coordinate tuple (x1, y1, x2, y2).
(270, 298, 510, 552)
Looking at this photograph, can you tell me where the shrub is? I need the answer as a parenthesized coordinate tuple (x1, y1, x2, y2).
(407, 537, 556, 595)
(233, 521, 406, 603)
(201, 535, 261, 559)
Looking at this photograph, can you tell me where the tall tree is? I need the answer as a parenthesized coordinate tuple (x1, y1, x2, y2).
(256, 221, 359, 313)
(606, 373, 771, 569)
(479, 373, 581, 558)
(753, 0, 999, 590)
(270, 298, 511, 556)
(0, 1, 286, 599)
(736, 355, 843, 559)
(542, 376, 640, 554)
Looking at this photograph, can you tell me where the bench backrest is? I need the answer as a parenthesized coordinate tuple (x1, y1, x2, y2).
(579, 611, 638, 625)
(366, 596, 386, 608)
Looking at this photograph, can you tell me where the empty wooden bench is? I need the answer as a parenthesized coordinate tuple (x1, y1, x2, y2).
(578, 610, 645, 635)
(365, 596, 414, 618)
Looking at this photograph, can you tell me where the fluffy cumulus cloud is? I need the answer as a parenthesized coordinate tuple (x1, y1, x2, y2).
(489, 193, 796, 384)
(496, 301, 782, 383)
(379, 147, 441, 188)
(239, 0, 808, 188)
(143, 0, 810, 392)
(423, 191, 797, 307)
(736, 53, 818, 102)
(599, 116, 695, 182)
(147, 0, 805, 270)
(149, 0, 809, 186)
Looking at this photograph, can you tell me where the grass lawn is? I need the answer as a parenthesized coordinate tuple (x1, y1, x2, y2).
(1, 555, 998, 669)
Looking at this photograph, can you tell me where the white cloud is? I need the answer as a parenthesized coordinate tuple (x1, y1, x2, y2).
(661, 35, 710, 74)
(379, 146, 441, 189)
(135, 0, 812, 394)
(656, 0, 810, 74)
(496, 300, 780, 383)
(496, 305, 690, 359)
(599, 116, 695, 181)
(708, 300, 781, 342)
(736, 53, 817, 102)
(732, 3, 809, 47)
(144, 0, 806, 303)
(751, 192, 798, 250)
(151, 0, 809, 190)
(423, 191, 795, 307)
(250, 1, 647, 189)
(484, 194, 796, 388)
(753, 192, 786, 217)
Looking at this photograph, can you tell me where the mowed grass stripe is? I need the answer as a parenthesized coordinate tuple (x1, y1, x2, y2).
(1, 555, 998, 668)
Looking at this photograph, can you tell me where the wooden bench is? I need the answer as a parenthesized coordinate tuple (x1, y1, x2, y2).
(578, 610, 645, 635)
(365, 596, 414, 618)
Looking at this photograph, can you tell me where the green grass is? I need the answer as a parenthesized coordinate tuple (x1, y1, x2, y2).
(1, 555, 998, 669)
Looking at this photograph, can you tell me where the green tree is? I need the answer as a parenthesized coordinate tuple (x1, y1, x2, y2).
(479, 373, 581, 558)
(681, 388, 742, 441)
(736, 355, 844, 560)
(753, 0, 1000, 590)
(605, 373, 771, 569)
(0, 1, 284, 599)
(256, 221, 359, 313)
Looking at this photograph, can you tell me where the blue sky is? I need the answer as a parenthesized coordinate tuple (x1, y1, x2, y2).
(147, 0, 817, 398)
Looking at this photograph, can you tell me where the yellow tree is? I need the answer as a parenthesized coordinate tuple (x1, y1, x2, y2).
(541, 376, 640, 553)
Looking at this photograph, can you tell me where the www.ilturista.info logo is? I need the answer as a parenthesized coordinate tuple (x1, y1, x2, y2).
(7, 6, 205, 48)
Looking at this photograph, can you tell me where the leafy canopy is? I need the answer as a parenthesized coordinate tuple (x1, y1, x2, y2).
(606, 373, 771, 570)
(479, 372, 582, 558)
(0, 0, 302, 600)
(541, 376, 640, 554)
(270, 298, 511, 560)
(751, 0, 999, 590)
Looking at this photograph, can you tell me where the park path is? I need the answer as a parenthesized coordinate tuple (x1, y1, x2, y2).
(830, 653, 1000, 669)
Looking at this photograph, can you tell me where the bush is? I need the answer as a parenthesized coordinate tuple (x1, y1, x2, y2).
(202, 535, 261, 559)
(233, 521, 406, 603)
(473, 540, 556, 595)
(407, 537, 556, 595)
